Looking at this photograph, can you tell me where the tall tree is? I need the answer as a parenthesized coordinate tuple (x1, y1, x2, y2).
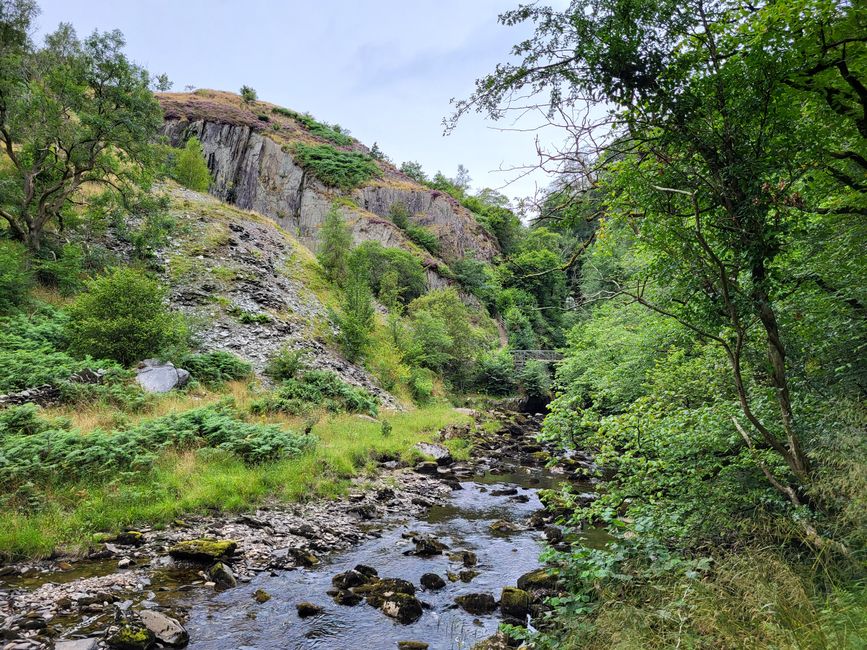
(317, 203, 352, 284)
(0, 3, 162, 250)
(450, 0, 865, 519)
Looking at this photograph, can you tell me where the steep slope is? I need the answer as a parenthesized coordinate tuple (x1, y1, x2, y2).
(151, 184, 401, 408)
(157, 91, 499, 285)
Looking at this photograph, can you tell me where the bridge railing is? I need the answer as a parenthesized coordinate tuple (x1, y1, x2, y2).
(512, 349, 563, 372)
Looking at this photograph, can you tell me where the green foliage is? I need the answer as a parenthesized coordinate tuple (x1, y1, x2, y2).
(518, 359, 551, 400)
(180, 351, 252, 386)
(336, 264, 375, 362)
(172, 137, 211, 192)
(292, 143, 380, 191)
(67, 268, 188, 366)
(0, 404, 315, 488)
(274, 107, 353, 145)
(317, 204, 352, 283)
(33, 243, 87, 295)
(473, 349, 517, 395)
(263, 346, 308, 382)
(249, 370, 378, 417)
(347, 241, 426, 305)
(0, 240, 30, 313)
(0, 14, 163, 250)
(399, 160, 428, 183)
(239, 85, 257, 103)
(385, 203, 439, 255)
(408, 367, 435, 405)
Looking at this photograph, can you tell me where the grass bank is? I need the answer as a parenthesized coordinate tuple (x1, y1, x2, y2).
(0, 397, 470, 561)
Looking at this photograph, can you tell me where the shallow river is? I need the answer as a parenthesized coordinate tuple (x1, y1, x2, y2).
(160, 468, 579, 650)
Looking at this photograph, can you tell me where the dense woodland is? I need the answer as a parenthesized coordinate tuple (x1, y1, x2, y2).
(0, 0, 865, 648)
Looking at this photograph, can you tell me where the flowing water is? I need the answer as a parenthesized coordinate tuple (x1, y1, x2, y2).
(155, 467, 600, 650)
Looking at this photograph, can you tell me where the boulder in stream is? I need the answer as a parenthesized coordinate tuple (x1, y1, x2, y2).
(137, 610, 189, 647)
(207, 562, 237, 589)
(414, 442, 453, 466)
(380, 592, 423, 624)
(105, 620, 156, 650)
(455, 592, 497, 615)
(499, 587, 531, 619)
(168, 539, 237, 562)
(296, 602, 324, 617)
(516, 567, 558, 591)
(420, 573, 446, 590)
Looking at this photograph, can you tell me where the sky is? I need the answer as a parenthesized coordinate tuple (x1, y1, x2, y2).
(34, 0, 570, 205)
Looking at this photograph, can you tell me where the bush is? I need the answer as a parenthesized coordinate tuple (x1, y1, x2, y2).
(336, 265, 375, 362)
(386, 203, 439, 255)
(348, 241, 427, 304)
(172, 136, 211, 192)
(292, 143, 380, 191)
(249, 370, 378, 417)
(408, 367, 435, 405)
(0, 241, 31, 314)
(67, 268, 188, 366)
(181, 350, 252, 386)
(240, 85, 257, 103)
(317, 203, 352, 283)
(33, 243, 87, 295)
(0, 405, 315, 487)
(473, 350, 517, 395)
(264, 346, 308, 382)
(271, 107, 353, 145)
(518, 359, 551, 400)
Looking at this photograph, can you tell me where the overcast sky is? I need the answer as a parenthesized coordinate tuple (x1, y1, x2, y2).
(35, 0, 570, 205)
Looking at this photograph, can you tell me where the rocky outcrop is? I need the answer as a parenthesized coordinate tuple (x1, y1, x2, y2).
(158, 117, 499, 267)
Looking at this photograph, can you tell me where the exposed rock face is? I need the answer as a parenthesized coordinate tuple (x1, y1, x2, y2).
(159, 118, 499, 266)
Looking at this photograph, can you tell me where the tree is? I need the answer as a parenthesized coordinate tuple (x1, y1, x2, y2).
(337, 263, 374, 362)
(173, 137, 211, 192)
(399, 160, 428, 183)
(239, 85, 257, 103)
(317, 203, 352, 284)
(67, 267, 187, 366)
(452, 0, 866, 521)
(151, 73, 172, 92)
(0, 7, 163, 251)
(452, 164, 471, 192)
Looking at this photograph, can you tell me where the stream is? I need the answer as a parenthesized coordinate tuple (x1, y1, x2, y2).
(157, 468, 579, 650)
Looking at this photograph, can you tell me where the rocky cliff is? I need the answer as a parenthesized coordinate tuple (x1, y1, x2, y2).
(157, 91, 499, 285)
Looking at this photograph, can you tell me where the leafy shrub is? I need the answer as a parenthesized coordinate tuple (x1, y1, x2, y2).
(292, 143, 380, 190)
(272, 107, 353, 145)
(249, 370, 378, 417)
(408, 367, 435, 405)
(264, 346, 308, 382)
(67, 268, 188, 366)
(172, 136, 211, 192)
(336, 266, 375, 362)
(240, 85, 257, 103)
(33, 243, 87, 295)
(347, 241, 427, 304)
(181, 351, 252, 386)
(473, 350, 517, 395)
(0, 404, 51, 439)
(0, 240, 31, 314)
(518, 359, 551, 400)
(386, 203, 439, 254)
(0, 405, 314, 487)
(317, 203, 352, 283)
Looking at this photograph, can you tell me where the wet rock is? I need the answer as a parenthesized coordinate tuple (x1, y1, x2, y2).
(448, 550, 477, 567)
(414, 442, 453, 466)
(543, 525, 563, 544)
(253, 590, 271, 603)
(332, 590, 362, 606)
(490, 487, 518, 497)
(499, 587, 531, 620)
(471, 631, 512, 650)
(510, 494, 530, 503)
(489, 520, 521, 534)
(296, 602, 323, 618)
(406, 534, 447, 557)
(413, 461, 439, 476)
(286, 547, 319, 567)
(112, 531, 145, 547)
(458, 569, 479, 583)
(455, 593, 497, 615)
(397, 642, 429, 650)
(137, 610, 189, 647)
(360, 578, 416, 608)
(420, 573, 446, 590)
(380, 593, 423, 624)
(117, 558, 134, 569)
(516, 568, 558, 591)
(331, 569, 370, 590)
(55, 640, 100, 650)
(207, 562, 236, 589)
(168, 539, 237, 562)
(105, 621, 156, 650)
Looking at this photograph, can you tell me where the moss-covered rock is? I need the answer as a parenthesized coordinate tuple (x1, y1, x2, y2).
(105, 622, 156, 650)
(254, 589, 271, 603)
(360, 578, 416, 608)
(380, 592, 423, 624)
(207, 561, 237, 588)
(420, 573, 446, 590)
(499, 587, 531, 619)
(455, 592, 497, 615)
(516, 567, 558, 591)
(168, 539, 237, 562)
